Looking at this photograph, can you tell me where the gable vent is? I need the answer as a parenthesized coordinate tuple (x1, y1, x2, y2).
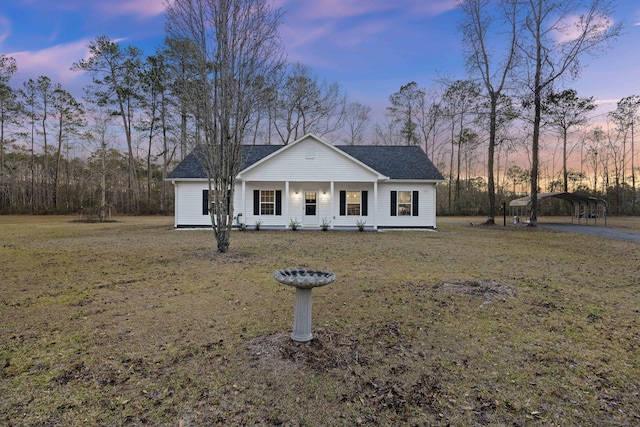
(305, 146, 315, 159)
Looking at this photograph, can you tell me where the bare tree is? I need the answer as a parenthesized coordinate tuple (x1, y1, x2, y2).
(138, 53, 172, 211)
(584, 126, 605, 194)
(164, 37, 202, 160)
(73, 36, 144, 214)
(542, 89, 595, 192)
(18, 79, 38, 210)
(51, 87, 85, 209)
(145, 48, 181, 213)
(19, 77, 56, 209)
(0, 55, 18, 209)
(373, 114, 402, 146)
(506, 164, 529, 194)
(515, 0, 621, 225)
(415, 89, 443, 160)
(342, 101, 371, 145)
(272, 63, 345, 144)
(610, 95, 640, 211)
(441, 79, 482, 211)
(387, 81, 423, 145)
(166, 0, 285, 252)
(459, 0, 519, 224)
(84, 109, 118, 221)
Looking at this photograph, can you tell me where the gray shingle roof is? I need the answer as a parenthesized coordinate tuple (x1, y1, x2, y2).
(336, 145, 444, 180)
(167, 145, 281, 179)
(167, 144, 444, 181)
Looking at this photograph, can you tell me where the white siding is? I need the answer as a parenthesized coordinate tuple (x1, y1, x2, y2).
(375, 182, 437, 228)
(174, 180, 438, 229)
(174, 181, 211, 227)
(240, 136, 380, 182)
(330, 183, 374, 228)
(241, 182, 286, 228)
(171, 136, 439, 229)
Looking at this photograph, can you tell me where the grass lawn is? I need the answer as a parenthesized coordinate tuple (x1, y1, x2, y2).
(1, 215, 639, 426)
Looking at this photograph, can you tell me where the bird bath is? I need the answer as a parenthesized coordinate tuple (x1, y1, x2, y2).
(274, 268, 336, 343)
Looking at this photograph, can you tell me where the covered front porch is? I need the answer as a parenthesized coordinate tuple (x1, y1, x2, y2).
(236, 180, 379, 230)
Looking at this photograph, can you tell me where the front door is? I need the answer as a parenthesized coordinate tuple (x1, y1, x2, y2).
(303, 191, 318, 226)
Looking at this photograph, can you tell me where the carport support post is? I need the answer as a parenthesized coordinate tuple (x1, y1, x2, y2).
(502, 202, 506, 226)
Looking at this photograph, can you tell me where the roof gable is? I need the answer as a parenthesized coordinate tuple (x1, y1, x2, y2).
(237, 134, 385, 181)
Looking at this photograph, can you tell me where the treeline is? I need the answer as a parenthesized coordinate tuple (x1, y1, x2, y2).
(0, 37, 371, 216)
(0, 0, 638, 218)
(396, 83, 640, 216)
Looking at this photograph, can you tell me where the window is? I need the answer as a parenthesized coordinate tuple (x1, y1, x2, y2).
(391, 190, 419, 216)
(346, 191, 361, 216)
(260, 190, 275, 215)
(339, 190, 368, 216)
(397, 191, 412, 216)
(253, 190, 282, 216)
(202, 190, 209, 215)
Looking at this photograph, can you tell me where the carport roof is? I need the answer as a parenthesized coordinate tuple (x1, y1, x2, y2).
(509, 192, 608, 208)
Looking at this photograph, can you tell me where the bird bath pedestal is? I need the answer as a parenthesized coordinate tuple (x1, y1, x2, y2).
(274, 268, 335, 343)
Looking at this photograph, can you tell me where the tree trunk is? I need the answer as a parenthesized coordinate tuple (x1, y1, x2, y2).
(54, 116, 63, 210)
(531, 81, 541, 225)
(448, 120, 455, 212)
(486, 95, 497, 224)
(563, 127, 568, 192)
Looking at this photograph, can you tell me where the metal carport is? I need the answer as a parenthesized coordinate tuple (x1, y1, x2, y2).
(509, 192, 608, 226)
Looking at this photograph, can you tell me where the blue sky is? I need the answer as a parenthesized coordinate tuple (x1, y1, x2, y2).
(1, 0, 638, 119)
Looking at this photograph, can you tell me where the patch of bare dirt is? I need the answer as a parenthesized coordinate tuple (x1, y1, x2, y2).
(191, 249, 256, 262)
(435, 279, 517, 307)
(247, 328, 368, 372)
(243, 324, 441, 425)
(70, 219, 119, 224)
(468, 221, 555, 233)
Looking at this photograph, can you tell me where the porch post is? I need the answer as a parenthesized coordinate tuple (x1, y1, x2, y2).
(373, 181, 378, 230)
(285, 181, 290, 228)
(330, 181, 335, 229)
(242, 181, 246, 225)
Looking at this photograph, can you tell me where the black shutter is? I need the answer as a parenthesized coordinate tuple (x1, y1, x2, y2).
(412, 191, 419, 216)
(339, 191, 346, 216)
(390, 191, 397, 216)
(361, 191, 368, 216)
(275, 190, 282, 215)
(253, 190, 260, 215)
(202, 190, 209, 215)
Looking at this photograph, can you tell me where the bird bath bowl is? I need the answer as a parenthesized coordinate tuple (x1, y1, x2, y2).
(274, 268, 335, 343)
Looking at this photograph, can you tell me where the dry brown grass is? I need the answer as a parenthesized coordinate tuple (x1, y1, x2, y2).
(1, 215, 639, 426)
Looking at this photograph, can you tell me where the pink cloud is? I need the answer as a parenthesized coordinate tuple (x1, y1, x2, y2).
(299, 0, 394, 19)
(332, 19, 392, 49)
(8, 39, 90, 89)
(93, 0, 168, 18)
(553, 13, 615, 44)
(284, 0, 455, 21)
(281, 21, 334, 50)
(280, 0, 456, 55)
(409, 0, 458, 16)
(0, 14, 10, 44)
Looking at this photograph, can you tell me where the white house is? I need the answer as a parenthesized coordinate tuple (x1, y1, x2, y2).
(167, 134, 444, 229)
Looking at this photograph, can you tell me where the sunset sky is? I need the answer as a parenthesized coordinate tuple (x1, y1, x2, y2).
(1, 0, 639, 121)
